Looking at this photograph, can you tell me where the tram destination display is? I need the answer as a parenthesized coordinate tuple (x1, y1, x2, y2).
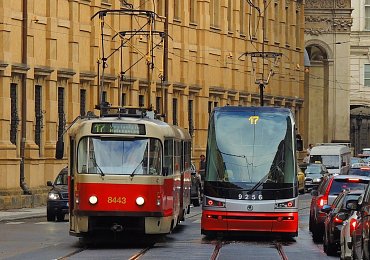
(91, 123, 146, 135)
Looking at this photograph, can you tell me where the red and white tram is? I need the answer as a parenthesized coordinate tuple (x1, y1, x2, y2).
(56, 107, 192, 237)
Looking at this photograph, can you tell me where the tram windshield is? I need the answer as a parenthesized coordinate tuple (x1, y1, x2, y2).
(77, 137, 162, 175)
(206, 108, 295, 190)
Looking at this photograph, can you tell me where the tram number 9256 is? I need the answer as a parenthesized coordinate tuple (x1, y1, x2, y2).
(107, 196, 127, 204)
(238, 194, 263, 200)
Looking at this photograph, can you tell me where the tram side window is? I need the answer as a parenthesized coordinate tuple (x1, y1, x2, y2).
(164, 140, 173, 176)
(183, 141, 191, 170)
(148, 139, 162, 175)
(174, 141, 181, 173)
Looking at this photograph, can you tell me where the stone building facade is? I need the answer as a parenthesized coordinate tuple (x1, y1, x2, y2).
(304, 0, 352, 146)
(349, 0, 370, 155)
(0, 0, 305, 209)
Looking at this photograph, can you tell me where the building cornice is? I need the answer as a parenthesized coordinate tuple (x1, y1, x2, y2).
(12, 63, 30, 74)
(34, 66, 54, 76)
(57, 68, 76, 79)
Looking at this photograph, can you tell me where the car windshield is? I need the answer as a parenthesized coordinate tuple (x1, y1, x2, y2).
(55, 172, 68, 185)
(310, 155, 339, 169)
(306, 165, 324, 174)
(329, 179, 369, 195)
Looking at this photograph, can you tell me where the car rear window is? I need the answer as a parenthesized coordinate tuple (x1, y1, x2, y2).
(329, 179, 369, 195)
(349, 168, 370, 176)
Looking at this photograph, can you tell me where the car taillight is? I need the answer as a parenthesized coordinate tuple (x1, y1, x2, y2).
(317, 195, 328, 207)
(347, 178, 360, 182)
(334, 216, 343, 224)
(205, 197, 225, 207)
(350, 218, 357, 233)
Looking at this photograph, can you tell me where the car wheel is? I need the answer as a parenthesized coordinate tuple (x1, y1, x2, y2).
(192, 188, 201, 207)
(312, 223, 323, 242)
(47, 211, 55, 222)
(309, 215, 313, 232)
(56, 213, 65, 222)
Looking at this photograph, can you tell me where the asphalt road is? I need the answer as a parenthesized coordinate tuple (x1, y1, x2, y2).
(0, 193, 338, 260)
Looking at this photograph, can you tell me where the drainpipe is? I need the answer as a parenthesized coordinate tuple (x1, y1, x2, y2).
(20, 0, 31, 195)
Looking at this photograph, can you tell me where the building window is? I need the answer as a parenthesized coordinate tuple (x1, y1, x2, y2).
(102, 91, 107, 103)
(366, 0, 370, 30)
(174, 0, 180, 20)
(80, 89, 86, 116)
(139, 95, 145, 107)
(285, 5, 289, 45)
(365, 64, 370, 86)
(240, 0, 245, 35)
(10, 83, 18, 145)
(121, 93, 126, 106)
(227, 0, 232, 31)
(189, 0, 196, 23)
(57, 87, 65, 141)
(156, 96, 161, 113)
(35, 85, 42, 147)
(210, 0, 220, 27)
(173, 98, 178, 125)
(274, 2, 280, 42)
(188, 100, 194, 136)
(250, 4, 257, 38)
(208, 101, 213, 114)
(295, 8, 300, 48)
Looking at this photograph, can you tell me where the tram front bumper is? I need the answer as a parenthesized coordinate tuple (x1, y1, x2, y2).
(201, 210, 298, 234)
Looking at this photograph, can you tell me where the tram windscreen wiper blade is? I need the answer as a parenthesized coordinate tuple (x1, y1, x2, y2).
(130, 158, 144, 178)
(91, 156, 105, 177)
(247, 172, 269, 195)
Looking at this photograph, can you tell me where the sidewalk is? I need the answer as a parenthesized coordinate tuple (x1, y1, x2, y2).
(0, 206, 46, 222)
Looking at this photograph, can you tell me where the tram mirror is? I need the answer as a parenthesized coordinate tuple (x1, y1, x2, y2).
(55, 140, 64, 159)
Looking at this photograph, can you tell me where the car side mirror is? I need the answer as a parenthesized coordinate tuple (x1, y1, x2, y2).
(47, 181, 53, 187)
(321, 204, 332, 213)
(311, 190, 319, 196)
(346, 201, 358, 211)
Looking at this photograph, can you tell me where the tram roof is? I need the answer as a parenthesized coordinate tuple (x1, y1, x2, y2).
(213, 106, 292, 114)
(69, 115, 191, 140)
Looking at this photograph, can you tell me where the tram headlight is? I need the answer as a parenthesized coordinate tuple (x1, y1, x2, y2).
(136, 196, 145, 206)
(205, 197, 225, 207)
(89, 195, 98, 205)
(275, 199, 296, 209)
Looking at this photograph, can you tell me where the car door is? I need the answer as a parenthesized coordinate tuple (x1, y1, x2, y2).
(354, 189, 370, 258)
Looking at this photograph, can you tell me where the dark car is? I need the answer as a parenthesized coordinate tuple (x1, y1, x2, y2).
(349, 166, 370, 177)
(304, 163, 328, 191)
(46, 166, 69, 221)
(190, 162, 202, 207)
(309, 174, 370, 242)
(352, 182, 370, 259)
(321, 189, 363, 256)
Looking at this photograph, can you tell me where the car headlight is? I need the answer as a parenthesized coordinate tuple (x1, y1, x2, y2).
(136, 196, 145, 206)
(313, 178, 322, 183)
(48, 192, 60, 200)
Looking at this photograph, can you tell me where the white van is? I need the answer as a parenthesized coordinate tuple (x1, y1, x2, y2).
(309, 144, 351, 175)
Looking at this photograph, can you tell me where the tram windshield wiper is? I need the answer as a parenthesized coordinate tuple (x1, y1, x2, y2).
(247, 172, 269, 195)
(91, 156, 104, 177)
(130, 158, 144, 177)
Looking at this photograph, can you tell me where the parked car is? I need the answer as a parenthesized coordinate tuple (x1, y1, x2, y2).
(321, 189, 363, 256)
(352, 183, 370, 260)
(190, 162, 202, 207)
(349, 166, 370, 177)
(46, 166, 69, 221)
(340, 194, 363, 260)
(297, 166, 305, 194)
(304, 163, 328, 191)
(309, 174, 370, 242)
